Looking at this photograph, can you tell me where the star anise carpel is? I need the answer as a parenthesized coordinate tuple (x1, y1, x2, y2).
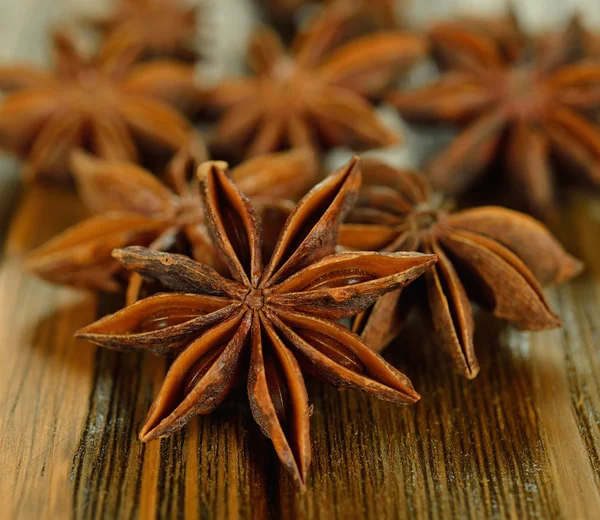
(87, 0, 199, 61)
(340, 159, 583, 379)
(0, 29, 198, 181)
(205, 3, 427, 160)
(26, 142, 318, 303)
(76, 156, 437, 488)
(388, 17, 600, 219)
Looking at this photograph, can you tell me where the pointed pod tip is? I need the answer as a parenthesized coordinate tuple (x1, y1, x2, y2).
(69, 148, 95, 171)
(424, 252, 438, 266)
(111, 248, 126, 259)
(384, 131, 402, 147)
(557, 256, 584, 284)
(138, 430, 152, 443)
(550, 314, 563, 329)
(111, 245, 147, 262)
(73, 329, 101, 345)
(287, 464, 308, 492)
(409, 251, 438, 273)
(197, 160, 229, 182)
(463, 363, 481, 380)
(346, 154, 362, 171)
(138, 421, 163, 442)
(405, 387, 421, 403)
(73, 330, 86, 340)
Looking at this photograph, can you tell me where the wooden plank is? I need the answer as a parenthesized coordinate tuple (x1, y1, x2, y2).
(0, 185, 97, 518)
(2, 0, 600, 518)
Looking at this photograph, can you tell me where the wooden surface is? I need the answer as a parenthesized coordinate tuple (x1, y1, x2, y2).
(2, 1, 600, 519)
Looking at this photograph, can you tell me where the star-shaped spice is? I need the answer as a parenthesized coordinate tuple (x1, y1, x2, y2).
(0, 30, 197, 181)
(26, 141, 317, 303)
(88, 0, 199, 61)
(340, 159, 583, 379)
(206, 3, 427, 160)
(388, 18, 600, 219)
(76, 157, 437, 487)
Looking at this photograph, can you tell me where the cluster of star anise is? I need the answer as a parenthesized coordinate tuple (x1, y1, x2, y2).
(3, 0, 595, 488)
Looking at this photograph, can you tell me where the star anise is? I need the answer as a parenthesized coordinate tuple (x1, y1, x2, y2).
(0, 29, 197, 181)
(26, 141, 317, 304)
(76, 157, 437, 487)
(206, 3, 427, 160)
(87, 0, 199, 61)
(340, 159, 583, 379)
(388, 18, 600, 219)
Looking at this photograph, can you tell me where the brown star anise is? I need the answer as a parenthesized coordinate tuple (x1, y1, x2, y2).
(0, 29, 197, 181)
(388, 18, 600, 219)
(26, 141, 317, 303)
(76, 157, 437, 487)
(87, 0, 199, 61)
(340, 159, 583, 378)
(206, 3, 427, 160)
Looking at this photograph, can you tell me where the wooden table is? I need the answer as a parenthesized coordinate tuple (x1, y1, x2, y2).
(2, 1, 600, 518)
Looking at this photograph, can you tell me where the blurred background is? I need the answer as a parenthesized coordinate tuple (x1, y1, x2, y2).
(1, 0, 600, 175)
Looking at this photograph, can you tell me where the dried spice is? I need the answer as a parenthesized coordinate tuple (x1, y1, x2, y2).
(340, 159, 583, 379)
(206, 3, 427, 160)
(388, 18, 600, 219)
(87, 0, 199, 61)
(0, 30, 197, 181)
(76, 157, 437, 487)
(26, 142, 318, 303)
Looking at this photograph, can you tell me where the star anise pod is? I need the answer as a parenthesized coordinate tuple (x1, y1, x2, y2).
(0, 29, 197, 181)
(388, 17, 600, 219)
(206, 3, 427, 160)
(87, 0, 199, 61)
(340, 159, 583, 379)
(26, 142, 317, 303)
(76, 157, 437, 487)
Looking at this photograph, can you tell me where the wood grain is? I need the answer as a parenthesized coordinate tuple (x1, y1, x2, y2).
(2, 1, 600, 519)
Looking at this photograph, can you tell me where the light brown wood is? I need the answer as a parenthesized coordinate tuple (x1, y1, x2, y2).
(2, 1, 600, 519)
